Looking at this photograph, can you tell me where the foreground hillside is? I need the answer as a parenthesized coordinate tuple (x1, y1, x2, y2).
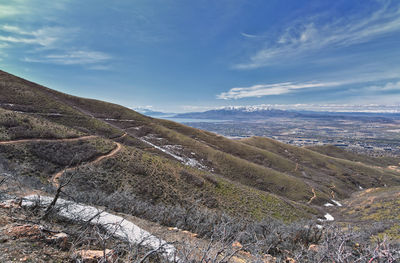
(2, 71, 399, 204)
(0, 70, 399, 262)
(1, 69, 400, 215)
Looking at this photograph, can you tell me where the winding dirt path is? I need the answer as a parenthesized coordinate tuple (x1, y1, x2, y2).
(0, 135, 96, 145)
(51, 142, 122, 188)
(330, 184, 336, 199)
(116, 132, 127, 140)
(308, 188, 317, 204)
(0, 132, 126, 188)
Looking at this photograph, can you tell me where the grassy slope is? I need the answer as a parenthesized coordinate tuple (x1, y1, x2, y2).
(0, 71, 313, 202)
(307, 144, 399, 167)
(335, 186, 400, 241)
(0, 108, 83, 140)
(32, 82, 313, 202)
(0, 71, 122, 138)
(68, 144, 313, 221)
(241, 137, 400, 199)
(0, 103, 312, 222)
(1, 70, 399, 218)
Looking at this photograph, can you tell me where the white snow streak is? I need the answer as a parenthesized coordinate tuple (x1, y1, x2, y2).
(323, 213, 334, 221)
(21, 195, 178, 261)
(331, 199, 342, 207)
(139, 138, 206, 169)
(318, 213, 335, 222)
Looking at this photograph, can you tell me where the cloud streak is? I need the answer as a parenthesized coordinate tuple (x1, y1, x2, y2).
(0, 4, 22, 18)
(0, 24, 111, 68)
(0, 25, 75, 48)
(24, 51, 111, 65)
(218, 76, 400, 101)
(217, 81, 338, 100)
(235, 1, 400, 69)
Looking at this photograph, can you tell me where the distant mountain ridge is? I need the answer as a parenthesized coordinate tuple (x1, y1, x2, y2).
(173, 106, 301, 120)
(172, 106, 400, 121)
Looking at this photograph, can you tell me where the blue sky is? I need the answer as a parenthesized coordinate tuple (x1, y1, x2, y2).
(0, 0, 400, 112)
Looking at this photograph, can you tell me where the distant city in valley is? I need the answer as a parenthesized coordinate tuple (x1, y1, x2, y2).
(138, 106, 400, 157)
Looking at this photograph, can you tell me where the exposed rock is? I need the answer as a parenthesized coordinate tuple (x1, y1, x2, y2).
(263, 254, 277, 263)
(308, 244, 320, 252)
(6, 225, 42, 239)
(181, 230, 198, 238)
(74, 249, 115, 263)
(45, 232, 69, 249)
(232, 241, 243, 249)
(0, 199, 20, 209)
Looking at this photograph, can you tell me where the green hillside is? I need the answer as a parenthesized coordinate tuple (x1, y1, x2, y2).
(1, 70, 400, 223)
(241, 136, 400, 200)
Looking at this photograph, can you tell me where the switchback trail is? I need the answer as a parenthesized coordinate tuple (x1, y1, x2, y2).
(51, 142, 122, 188)
(330, 184, 336, 199)
(51, 133, 127, 187)
(0, 132, 126, 188)
(308, 188, 317, 204)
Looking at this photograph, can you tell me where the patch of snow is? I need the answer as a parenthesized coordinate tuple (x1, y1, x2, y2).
(317, 213, 335, 222)
(164, 144, 183, 150)
(331, 199, 342, 207)
(139, 138, 206, 170)
(358, 185, 363, 190)
(104, 118, 135, 122)
(316, 224, 323, 229)
(184, 158, 206, 169)
(140, 138, 184, 162)
(21, 195, 178, 261)
(324, 203, 334, 207)
(324, 213, 334, 221)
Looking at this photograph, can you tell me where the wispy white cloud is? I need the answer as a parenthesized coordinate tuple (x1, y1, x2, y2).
(0, 0, 69, 18)
(0, 25, 73, 48)
(217, 81, 338, 100)
(218, 73, 400, 100)
(235, 1, 400, 69)
(241, 32, 258, 38)
(0, 5, 23, 18)
(24, 50, 111, 65)
(0, 24, 111, 68)
(0, 25, 30, 35)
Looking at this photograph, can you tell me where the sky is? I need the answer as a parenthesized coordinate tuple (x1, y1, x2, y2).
(0, 0, 400, 112)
